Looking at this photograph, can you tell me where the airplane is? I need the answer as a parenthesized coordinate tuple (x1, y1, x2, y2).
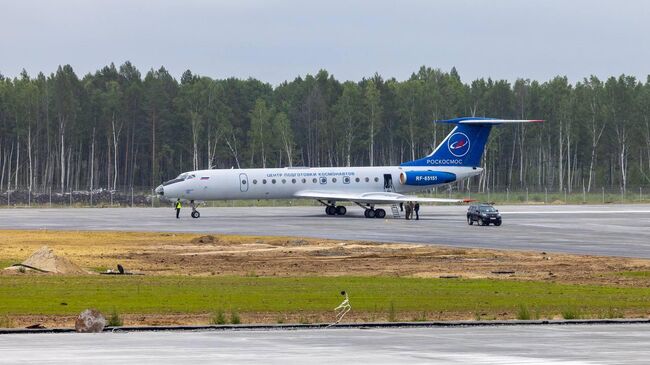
(155, 117, 542, 218)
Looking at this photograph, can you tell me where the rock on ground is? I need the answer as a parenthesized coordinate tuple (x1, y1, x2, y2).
(75, 309, 106, 333)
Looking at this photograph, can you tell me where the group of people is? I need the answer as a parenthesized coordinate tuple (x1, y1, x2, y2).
(401, 201, 420, 220)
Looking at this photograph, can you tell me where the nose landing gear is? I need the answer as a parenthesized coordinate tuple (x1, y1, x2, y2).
(190, 200, 200, 219)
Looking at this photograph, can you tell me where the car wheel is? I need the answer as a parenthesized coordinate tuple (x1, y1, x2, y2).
(467, 217, 473, 225)
(478, 218, 484, 226)
(495, 220, 502, 226)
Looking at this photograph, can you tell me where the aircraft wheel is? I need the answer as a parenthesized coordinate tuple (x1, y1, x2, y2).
(335, 206, 347, 215)
(365, 209, 376, 218)
(326, 206, 337, 216)
(375, 209, 386, 218)
(191, 211, 200, 219)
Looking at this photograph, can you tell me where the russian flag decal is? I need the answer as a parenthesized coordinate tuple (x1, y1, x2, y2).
(200, 176, 210, 180)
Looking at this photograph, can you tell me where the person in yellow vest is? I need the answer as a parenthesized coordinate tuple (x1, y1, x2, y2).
(175, 199, 182, 219)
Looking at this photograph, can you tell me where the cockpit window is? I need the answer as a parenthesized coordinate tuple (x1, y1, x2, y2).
(164, 173, 192, 186)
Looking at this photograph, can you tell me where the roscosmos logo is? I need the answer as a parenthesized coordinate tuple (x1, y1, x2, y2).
(447, 132, 470, 157)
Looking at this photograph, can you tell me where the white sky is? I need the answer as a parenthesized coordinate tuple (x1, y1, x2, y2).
(2, 0, 649, 85)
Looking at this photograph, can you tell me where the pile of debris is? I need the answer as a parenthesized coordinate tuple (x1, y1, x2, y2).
(4, 246, 88, 274)
(191, 235, 219, 244)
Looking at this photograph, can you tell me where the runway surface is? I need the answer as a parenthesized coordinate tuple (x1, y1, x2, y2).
(1, 324, 649, 364)
(1, 204, 649, 257)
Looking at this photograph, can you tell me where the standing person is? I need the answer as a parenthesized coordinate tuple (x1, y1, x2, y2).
(405, 201, 412, 220)
(414, 202, 420, 220)
(175, 199, 182, 219)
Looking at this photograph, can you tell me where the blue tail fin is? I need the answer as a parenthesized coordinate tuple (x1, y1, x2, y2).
(401, 117, 543, 167)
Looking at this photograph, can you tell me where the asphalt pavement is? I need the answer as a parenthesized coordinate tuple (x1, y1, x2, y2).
(1, 324, 649, 364)
(0, 204, 649, 257)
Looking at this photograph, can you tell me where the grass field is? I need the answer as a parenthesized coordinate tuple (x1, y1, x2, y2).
(3, 230, 650, 326)
(1, 275, 649, 322)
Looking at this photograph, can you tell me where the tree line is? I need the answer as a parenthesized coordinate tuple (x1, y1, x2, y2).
(1, 63, 649, 194)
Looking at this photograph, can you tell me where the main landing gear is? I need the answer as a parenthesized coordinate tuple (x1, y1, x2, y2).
(354, 202, 385, 219)
(190, 200, 200, 219)
(325, 205, 347, 216)
(364, 208, 386, 219)
(319, 200, 347, 216)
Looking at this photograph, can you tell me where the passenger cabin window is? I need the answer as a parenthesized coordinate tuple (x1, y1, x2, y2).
(253, 179, 258, 184)
(282, 179, 286, 184)
(320, 177, 327, 184)
(332, 178, 337, 183)
(343, 176, 350, 184)
(355, 177, 360, 183)
(272, 179, 277, 184)
(263, 179, 267, 184)
(365, 177, 369, 182)
(312, 178, 317, 183)
(374, 177, 379, 182)
(292, 179, 296, 184)
(301, 178, 306, 183)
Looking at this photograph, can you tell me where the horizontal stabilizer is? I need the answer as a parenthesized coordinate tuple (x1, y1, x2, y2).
(437, 117, 544, 125)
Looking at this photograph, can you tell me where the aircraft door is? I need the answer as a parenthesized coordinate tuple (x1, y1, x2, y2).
(239, 173, 249, 192)
(383, 174, 393, 191)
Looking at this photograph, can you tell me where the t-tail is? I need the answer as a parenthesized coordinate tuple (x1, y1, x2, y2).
(401, 117, 543, 168)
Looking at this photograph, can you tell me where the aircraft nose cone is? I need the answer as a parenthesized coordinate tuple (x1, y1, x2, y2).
(155, 185, 164, 196)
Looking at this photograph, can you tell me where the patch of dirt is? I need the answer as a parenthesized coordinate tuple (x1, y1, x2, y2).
(2, 230, 650, 287)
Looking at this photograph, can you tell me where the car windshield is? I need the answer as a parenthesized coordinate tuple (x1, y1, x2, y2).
(480, 206, 496, 212)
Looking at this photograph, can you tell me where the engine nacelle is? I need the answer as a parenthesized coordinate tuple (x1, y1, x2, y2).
(399, 171, 456, 186)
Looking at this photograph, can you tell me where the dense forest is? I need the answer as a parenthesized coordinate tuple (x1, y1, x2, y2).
(1, 63, 649, 195)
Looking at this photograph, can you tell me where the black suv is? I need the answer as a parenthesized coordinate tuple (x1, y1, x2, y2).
(467, 203, 502, 226)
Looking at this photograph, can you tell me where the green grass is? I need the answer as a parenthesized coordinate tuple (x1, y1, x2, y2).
(0, 259, 18, 269)
(1, 276, 650, 319)
(516, 304, 531, 320)
(230, 310, 241, 324)
(212, 309, 226, 325)
(561, 306, 583, 320)
(107, 308, 123, 326)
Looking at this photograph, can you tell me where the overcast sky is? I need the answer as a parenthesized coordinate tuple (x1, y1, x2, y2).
(2, 0, 649, 85)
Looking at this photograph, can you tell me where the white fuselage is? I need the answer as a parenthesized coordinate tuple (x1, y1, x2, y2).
(160, 165, 482, 202)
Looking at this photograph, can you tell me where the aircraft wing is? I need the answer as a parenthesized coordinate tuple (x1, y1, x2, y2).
(293, 190, 469, 204)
